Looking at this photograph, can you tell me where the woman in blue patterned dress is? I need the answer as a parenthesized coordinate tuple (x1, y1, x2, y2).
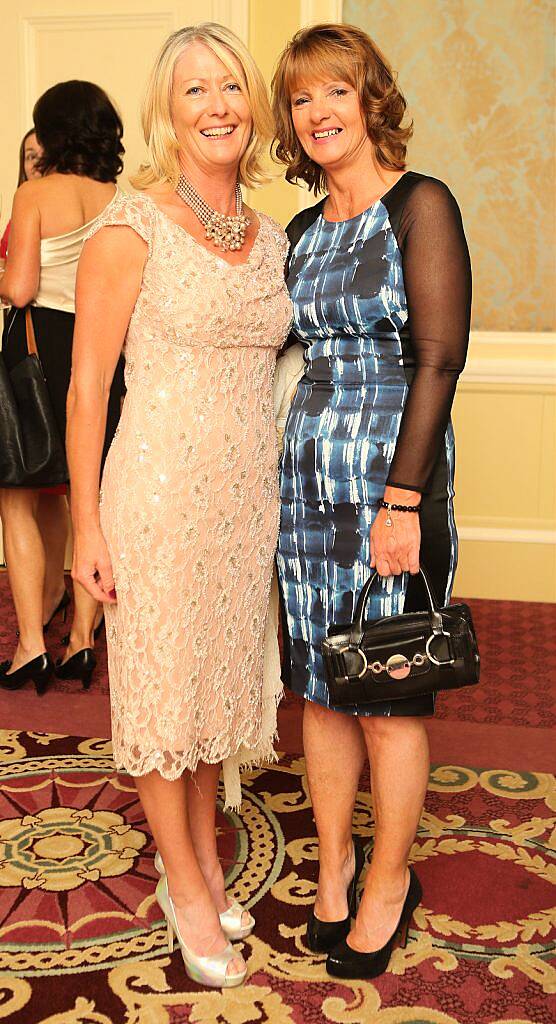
(272, 24, 471, 979)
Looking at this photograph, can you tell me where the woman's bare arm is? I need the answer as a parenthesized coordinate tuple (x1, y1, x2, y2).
(67, 225, 146, 602)
(0, 182, 41, 307)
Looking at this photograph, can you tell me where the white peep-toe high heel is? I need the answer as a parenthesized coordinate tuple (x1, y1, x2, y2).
(155, 876, 247, 989)
(154, 851, 255, 941)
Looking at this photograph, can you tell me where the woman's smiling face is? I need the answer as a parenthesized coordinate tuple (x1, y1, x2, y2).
(290, 77, 370, 172)
(171, 41, 253, 173)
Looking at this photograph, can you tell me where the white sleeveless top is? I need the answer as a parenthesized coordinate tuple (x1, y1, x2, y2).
(33, 188, 119, 313)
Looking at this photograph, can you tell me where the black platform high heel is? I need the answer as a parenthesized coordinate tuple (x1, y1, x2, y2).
(43, 590, 71, 633)
(0, 653, 54, 696)
(55, 649, 96, 690)
(326, 867, 422, 980)
(306, 835, 367, 953)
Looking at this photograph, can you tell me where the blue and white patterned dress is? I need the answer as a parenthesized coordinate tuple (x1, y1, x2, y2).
(277, 172, 471, 716)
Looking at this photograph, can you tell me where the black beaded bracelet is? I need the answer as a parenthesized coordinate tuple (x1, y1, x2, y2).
(379, 500, 421, 513)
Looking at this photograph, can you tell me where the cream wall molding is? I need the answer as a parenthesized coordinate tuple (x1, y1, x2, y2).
(459, 526, 556, 545)
(461, 331, 556, 389)
(300, 1, 343, 28)
(470, 332, 556, 347)
(212, 0, 248, 41)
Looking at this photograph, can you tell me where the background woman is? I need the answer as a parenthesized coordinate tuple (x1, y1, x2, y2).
(1, 129, 44, 262)
(67, 24, 291, 988)
(0, 127, 72, 645)
(0, 81, 125, 694)
(273, 24, 471, 979)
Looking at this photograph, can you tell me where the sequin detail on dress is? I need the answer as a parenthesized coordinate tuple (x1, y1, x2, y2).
(85, 192, 292, 778)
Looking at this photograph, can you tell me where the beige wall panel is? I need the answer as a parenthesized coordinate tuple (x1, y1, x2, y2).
(248, 0, 303, 226)
(539, 394, 556, 520)
(452, 390, 545, 522)
(451, 334, 555, 600)
(456, 539, 556, 603)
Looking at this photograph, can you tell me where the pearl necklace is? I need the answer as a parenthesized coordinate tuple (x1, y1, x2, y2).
(175, 173, 250, 252)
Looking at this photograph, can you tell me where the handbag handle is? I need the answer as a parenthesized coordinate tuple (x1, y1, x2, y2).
(351, 565, 442, 644)
(25, 308, 39, 358)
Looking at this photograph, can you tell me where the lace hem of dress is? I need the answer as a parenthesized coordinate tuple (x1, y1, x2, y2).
(112, 712, 279, 790)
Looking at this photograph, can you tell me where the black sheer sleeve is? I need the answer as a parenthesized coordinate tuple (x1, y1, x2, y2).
(385, 178, 471, 493)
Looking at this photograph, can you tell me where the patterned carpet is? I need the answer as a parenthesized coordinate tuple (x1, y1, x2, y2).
(1, 732, 554, 1024)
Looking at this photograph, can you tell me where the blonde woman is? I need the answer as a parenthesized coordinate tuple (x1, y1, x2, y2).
(67, 24, 292, 988)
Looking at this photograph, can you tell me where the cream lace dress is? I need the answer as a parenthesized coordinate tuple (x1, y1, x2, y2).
(85, 192, 292, 799)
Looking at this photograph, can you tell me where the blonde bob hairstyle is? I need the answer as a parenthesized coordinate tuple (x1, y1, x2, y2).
(272, 23, 413, 195)
(132, 23, 273, 190)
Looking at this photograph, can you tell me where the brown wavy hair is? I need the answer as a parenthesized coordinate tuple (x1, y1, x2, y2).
(271, 23, 413, 194)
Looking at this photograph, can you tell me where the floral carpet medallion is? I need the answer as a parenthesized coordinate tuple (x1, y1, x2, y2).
(0, 732, 554, 1024)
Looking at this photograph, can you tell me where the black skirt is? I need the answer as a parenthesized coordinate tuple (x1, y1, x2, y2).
(2, 306, 125, 486)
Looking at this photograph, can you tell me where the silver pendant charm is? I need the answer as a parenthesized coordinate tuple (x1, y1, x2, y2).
(386, 653, 411, 679)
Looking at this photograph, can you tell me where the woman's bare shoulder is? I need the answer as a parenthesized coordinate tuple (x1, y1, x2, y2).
(12, 178, 43, 206)
(16, 174, 114, 213)
(17, 173, 72, 199)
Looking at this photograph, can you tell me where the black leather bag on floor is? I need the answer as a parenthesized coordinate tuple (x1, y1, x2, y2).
(322, 567, 480, 706)
(0, 308, 68, 486)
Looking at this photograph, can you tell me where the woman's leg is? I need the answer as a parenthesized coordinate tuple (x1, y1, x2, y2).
(60, 492, 99, 659)
(0, 488, 46, 670)
(304, 701, 367, 920)
(62, 580, 98, 658)
(134, 771, 245, 977)
(37, 493, 69, 621)
(185, 761, 251, 925)
(350, 715, 429, 951)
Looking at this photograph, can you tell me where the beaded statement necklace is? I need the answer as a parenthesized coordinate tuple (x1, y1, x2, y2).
(175, 173, 250, 252)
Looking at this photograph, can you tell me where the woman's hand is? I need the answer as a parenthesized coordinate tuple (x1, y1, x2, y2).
(370, 488, 421, 577)
(72, 525, 117, 604)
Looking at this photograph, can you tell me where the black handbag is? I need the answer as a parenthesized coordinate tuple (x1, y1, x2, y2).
(0, 308, 68, 486)
(322, 567, 480, 706)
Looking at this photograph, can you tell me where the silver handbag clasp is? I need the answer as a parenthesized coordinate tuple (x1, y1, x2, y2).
(336, 643, 368, 679)
(426, 631, 456, 666)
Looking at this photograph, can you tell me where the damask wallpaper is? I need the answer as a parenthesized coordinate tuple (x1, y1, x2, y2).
(344, 0, 555, 331)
